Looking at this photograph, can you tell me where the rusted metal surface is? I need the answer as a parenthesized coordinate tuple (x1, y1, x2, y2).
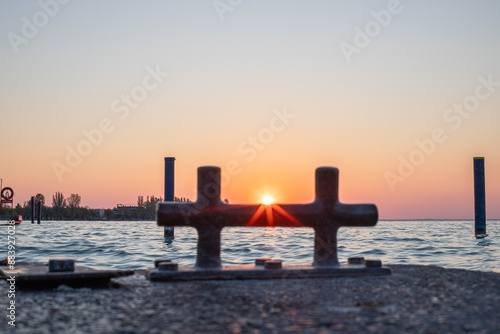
(48, 258, 75, 272)
(146, 258, 390, 281)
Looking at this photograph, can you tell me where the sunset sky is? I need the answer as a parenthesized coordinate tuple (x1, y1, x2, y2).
(1, 1, 500, 219)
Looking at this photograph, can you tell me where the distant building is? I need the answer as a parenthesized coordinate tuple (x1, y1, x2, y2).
(113, 204, 138, 220)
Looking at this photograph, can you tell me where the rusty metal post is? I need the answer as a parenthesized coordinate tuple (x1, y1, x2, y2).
(312, 168, 340, 266)
(194, 166, 223, 269)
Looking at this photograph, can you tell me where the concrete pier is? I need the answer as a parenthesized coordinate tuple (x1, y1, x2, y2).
(1, 265, 498, 333)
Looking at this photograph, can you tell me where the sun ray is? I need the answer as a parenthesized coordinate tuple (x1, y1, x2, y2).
(265, 204, 274, 227)
(247, 204, 266, 226)
(273, 204, 304, 227)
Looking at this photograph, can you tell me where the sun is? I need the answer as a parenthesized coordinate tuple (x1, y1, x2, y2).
(262, 196, 273, 205)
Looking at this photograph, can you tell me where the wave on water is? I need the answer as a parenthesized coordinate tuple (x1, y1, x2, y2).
(3, 220, 499, 272)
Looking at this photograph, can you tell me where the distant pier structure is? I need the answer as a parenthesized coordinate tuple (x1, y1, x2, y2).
(473, 157, 486, 237)
(164, 157, 175, 238)
(30, 196, 42, 224)
(37, 200, 41, 224)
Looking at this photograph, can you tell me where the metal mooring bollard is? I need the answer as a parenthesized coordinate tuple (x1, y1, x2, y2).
(147, 166, 390, 281)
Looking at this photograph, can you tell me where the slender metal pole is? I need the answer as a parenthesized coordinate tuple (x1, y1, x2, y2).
(37, 201, 41, 224)
(165, 157, 175, 202)
(164, 157, 175, 238)
(473, 157, 486, 237)
(31, 196, 35, 224)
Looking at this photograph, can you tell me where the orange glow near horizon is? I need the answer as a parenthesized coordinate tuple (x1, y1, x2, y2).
(6, 159, 498, 220)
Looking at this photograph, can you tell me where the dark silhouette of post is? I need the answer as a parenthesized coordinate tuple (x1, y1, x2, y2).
(164, 157, 175, 237)
(31, 196, 35, 224)
(36, 200, 41, 224)
(165, 157, 175, 202)
(473, 157, 486, 237)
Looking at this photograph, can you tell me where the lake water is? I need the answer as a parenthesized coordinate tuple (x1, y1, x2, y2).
(3, 220, 499, 272)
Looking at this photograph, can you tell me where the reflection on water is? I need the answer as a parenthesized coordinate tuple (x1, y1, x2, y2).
(163, 237, 174, 246)
(1, 220, 498, 272)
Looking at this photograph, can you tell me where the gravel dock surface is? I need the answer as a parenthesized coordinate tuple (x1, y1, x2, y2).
(1, 264, 499, 333)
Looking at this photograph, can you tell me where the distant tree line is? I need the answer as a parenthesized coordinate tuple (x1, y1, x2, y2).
(134, 196, 191, 220)
(0, 192, 114, 221)
(0, 192, 193, 221)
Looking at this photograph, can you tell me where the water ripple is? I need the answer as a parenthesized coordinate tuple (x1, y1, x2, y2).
(2, 220, 499, 272)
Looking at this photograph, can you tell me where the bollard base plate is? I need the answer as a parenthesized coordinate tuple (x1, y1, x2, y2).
(146, 263, 391, 281)
(0, 262, 134, 289)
